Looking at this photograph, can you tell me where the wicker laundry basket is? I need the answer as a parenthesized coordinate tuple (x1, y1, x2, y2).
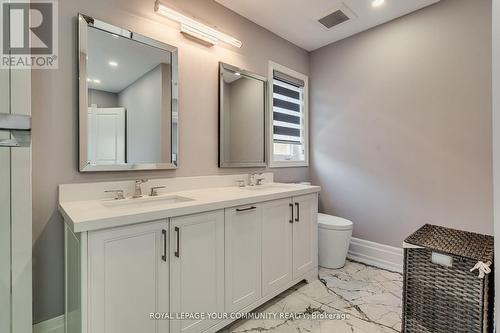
(402, 224, 494, 333)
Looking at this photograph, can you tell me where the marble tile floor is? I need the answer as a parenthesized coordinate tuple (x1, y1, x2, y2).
(221, 260, 403, 333)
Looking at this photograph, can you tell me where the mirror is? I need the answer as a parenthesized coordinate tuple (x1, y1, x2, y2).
(219, 63, 267, 168)
(78, 14, 178, 172)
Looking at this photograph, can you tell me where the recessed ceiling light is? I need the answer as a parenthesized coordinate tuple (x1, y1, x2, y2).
(372, 0, 385, 7)
(108, 61, 118, 67)
(93, 79, 101, 84)
(234, 72, 241, 76)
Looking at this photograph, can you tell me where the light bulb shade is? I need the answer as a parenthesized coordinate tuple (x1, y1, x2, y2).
(180, 24, 218, 46)
(155, 1, 242, 48)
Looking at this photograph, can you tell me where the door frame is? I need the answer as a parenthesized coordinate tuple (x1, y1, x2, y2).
(6, 65, 32, 331)
(492, 0, 500, 328)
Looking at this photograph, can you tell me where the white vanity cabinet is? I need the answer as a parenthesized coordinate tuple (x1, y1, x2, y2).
(87, 220, 169, 333)
(224, 204, 262, 312)
(292, 194, 319, 279)
(261, 198, 294, 296)
(62, 179, 320, 333)
(169, 211, 225, 333)
(261, 194, 318, 296)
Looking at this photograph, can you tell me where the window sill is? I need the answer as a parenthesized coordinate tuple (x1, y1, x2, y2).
(269, 161, 309, 168)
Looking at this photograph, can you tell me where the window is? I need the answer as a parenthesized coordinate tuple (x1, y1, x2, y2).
(268, 62, 309, 167)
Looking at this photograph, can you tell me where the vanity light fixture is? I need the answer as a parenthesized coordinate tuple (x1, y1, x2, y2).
(154, 1, 242, 48)
(372, 0, 385, 7)
(93, 79, 101, 84)
(180, 24, 218, 46)
(108, 61, 118, 67)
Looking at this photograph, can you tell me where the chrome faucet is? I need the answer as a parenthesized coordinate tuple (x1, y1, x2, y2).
(256, 174, 265, 185)
(248, 173, 256, 186)
(133, 179, 148, 198)
(150, 186, 166, 197)
(248, 173, 264, 186)
(104, 189, 125, 200)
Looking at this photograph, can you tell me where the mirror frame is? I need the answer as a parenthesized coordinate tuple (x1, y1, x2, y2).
(218, 62, 267, 168)
(78, 13, 179, 172)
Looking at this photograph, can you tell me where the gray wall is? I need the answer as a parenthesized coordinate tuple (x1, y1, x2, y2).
(310, 0, 493, 248)
(31, 0, 309, 323)
(88, 89, 118, 108)
(118, 64, 164, 164)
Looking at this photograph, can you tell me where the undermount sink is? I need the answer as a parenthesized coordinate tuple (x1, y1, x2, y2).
(101, 195, 194, 209)
(243, 183, 296, 191)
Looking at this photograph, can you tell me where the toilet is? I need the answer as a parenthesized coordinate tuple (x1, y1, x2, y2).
(318, 213, 353, 269)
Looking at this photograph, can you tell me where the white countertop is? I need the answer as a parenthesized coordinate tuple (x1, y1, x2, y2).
(59, 182, 320, 233)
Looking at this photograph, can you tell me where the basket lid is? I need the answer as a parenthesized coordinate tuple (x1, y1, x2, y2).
(404, 224, 494, 263)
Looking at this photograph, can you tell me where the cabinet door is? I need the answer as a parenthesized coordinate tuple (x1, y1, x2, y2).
(88, 220, 169, 333)
(261, 198, 293, 296)
(170, 211, 224, 333)
(225, 205, 262, 312)
(292, 194, 318, 279)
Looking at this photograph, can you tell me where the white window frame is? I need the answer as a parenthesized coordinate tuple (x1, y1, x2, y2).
(268, 61, 309, 168)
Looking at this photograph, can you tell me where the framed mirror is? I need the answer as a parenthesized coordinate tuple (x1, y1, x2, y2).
(78, 14, 178, 172)
(219, 63, 267, 168)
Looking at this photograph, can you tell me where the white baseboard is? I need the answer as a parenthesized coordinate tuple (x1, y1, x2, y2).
(347, 237, 404, 273)
(33, 315, 64, 333)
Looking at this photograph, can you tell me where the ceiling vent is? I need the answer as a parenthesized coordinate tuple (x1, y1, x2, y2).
(317, 3, 357, 29)
(318, 10, 350, 29)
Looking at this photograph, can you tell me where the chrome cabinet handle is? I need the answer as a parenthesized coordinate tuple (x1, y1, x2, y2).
(174, 227, 180, 258)
(295, 202, 300, 222)
(161, 229, 167, 262)
(236, 206, 256, 212)
(289, 203, 294, 223)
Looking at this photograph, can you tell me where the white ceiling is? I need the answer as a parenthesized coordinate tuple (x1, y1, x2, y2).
(87, 27, 171, 93)
(215, 0, 440, 51)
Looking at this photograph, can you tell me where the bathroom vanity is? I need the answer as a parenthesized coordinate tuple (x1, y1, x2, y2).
(60, 174, 320, 333)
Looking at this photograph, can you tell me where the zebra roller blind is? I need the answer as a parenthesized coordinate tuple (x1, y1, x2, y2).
(272, 70, 305, 145)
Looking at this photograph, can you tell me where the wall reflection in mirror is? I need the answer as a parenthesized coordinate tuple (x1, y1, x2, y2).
(79, 14, 178, 171)
(219, 63, 267, 168)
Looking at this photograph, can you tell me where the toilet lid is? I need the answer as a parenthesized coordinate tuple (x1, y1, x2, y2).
(318, 213, 353, 231)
